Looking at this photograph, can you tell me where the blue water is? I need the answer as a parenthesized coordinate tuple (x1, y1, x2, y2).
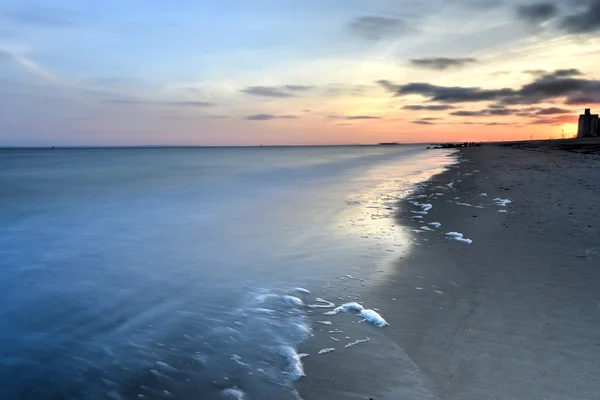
(0, 146, 453, 399)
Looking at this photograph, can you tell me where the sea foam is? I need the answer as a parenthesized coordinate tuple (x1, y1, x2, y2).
(493, 198, 512, 207)
(344, 338, 370, 348)
(220, 388, 247, 399)
(324, 302, 388, 327)
(446, 232, 473, 244)
(318, 348, 335, 355)
(280, 346, 305, 380)
(359, 309, 388, 327)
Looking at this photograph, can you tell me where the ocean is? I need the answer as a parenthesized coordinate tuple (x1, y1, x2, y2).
(0, 146, 454, 399)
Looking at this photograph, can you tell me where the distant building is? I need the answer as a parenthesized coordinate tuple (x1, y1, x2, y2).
(577, 108, 599, 138)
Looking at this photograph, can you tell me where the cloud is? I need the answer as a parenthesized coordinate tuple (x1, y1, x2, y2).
(526, 69, 583, 79)
(378, 69, 600, 106)
(240, 86, 296, 98)
(245, 114, 298, 121)
(564, 94, 600, 105)
(451, 110, 488, 116)
(324, 84, 369, 97)
(409, 57, 478, 70)
(348, 16, 409, 40)
(529, 114, 575, 125)
(402, 104, 455, 111)
(284, 85, 314, 92)
(560, 1, 600, 33)
(0, 6, 80, 28)
(378, 79, 516, 103)
(104, 98, 215, 107)
(0, 47, 57, 82)
(412, 120, 436, 125)
(516, 3, 559, 23)
(346, 115, 380, 120)
(449, 107, 527, 117)
(327, 115, 381, 120)
(535, 107, 571, 115)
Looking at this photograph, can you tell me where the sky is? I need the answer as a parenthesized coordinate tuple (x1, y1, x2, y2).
(1, 0, 600, 146)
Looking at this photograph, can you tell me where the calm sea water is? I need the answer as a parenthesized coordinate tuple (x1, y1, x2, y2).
(0, 146, 454, 399)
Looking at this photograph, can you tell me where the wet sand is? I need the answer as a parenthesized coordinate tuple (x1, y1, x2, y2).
(300, 142, 600, 399)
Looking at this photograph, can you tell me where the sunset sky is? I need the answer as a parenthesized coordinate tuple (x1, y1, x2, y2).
(1, 0, 600, 146)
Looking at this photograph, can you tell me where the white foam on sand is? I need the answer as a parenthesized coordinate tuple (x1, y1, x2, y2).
(324, 302, 364, 315)
(456, 202, 473, 207)
(294, 288, 311, 295)
(280, 346, 306, 380)
(282, 295, 304, 306)
(480, 193, 488, 196)
(493, 198, 512, 207)
(411, 210, 428, 215)
(420, 203, 433, 211)
(359, 309, 388, 327)
(307, 298, 335, 309)
(324, 302, 388, 327)
(446, 232, 473, 244)
(428, 222, 442, 228)
(344, 338, 370, 348)
(410, 215, 423, 219)
(317, 321, 332, 325)
(318, 348, 335, 355)
(498, 209, 507, 213)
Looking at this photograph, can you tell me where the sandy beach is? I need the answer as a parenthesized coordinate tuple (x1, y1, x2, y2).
(300, 141, 600, 399)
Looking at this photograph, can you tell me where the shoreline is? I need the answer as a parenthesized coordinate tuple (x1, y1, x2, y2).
(299, 144, 600, 399)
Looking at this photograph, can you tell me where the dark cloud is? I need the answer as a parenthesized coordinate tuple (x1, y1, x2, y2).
(545, 69, 583, 78)
(410, 57, 478, 70)
(378, 69, 600, 106)
(560, 1, 600, 33)
(419, 117, 439, 121)
(349, 16, 409, 40)
(526, 69, 583, 79)
(240, 86, 296, 98)
(378, 80, 517, 103)
(104, 98, 215, 107)
(346, 115, 380, 120)
(245, 114, 298, 121)
(564, 94, 600, 105)
(535, 107, 571, 115)
(531, 118, 555, 124)
(516, 3, 558, 23)
(450, 107, 521, 117)
(488, 108, 514, 115)
(284, 85, 314, 92)
(528, 114, 575, 125)
(402, 104, 455, 111)
(451, 110, 488, 116)
(0, 6, 80, 28)
(412, 120, 436, 125)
